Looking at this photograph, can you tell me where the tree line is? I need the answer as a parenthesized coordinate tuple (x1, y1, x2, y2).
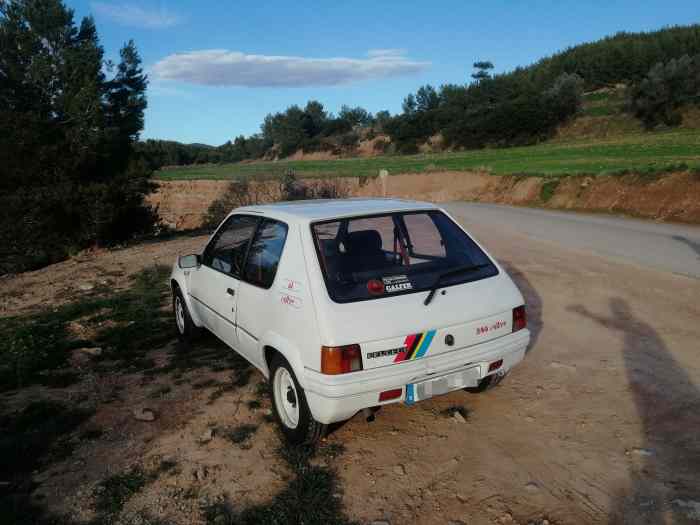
(2, 2, 700, 275)
(140, 24, 700, 168)
(137, 103, 389, 169)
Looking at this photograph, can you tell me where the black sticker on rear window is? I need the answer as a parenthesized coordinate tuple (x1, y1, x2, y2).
(382, 274, 413, 293)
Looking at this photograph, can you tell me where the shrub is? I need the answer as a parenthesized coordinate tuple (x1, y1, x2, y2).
(279, 172, 349, 201)
(397, 140, 420, 155)
(629, 54, 700, 128)
(540, 179, 560, 202)
(94, 468, 148, 515)
(203, 179, 272, 230)
(339, 131, 360, 148)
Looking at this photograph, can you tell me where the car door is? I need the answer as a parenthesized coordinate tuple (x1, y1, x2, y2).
(188, 214, 259, 351)
(235, 219, 289, 369)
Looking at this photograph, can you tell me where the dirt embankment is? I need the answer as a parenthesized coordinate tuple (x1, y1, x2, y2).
(148, 170, 700, 230)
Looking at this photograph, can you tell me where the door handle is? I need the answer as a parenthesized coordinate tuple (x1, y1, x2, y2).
(226, 288, 235, 296)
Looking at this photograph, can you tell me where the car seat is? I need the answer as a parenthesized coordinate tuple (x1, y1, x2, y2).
(342, 230, 390, 273)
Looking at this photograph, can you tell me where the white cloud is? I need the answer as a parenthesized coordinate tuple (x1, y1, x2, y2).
(366, 49, 408, 58)
(91, 2, 183, 29)
(150, 49, 430, 87)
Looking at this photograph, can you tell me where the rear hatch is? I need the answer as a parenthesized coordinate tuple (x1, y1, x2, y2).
(309, 209, 524, 370)
(318, 272, 520, 370)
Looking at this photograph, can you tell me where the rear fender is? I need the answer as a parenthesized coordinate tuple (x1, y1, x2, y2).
(260, 331, 307, 388)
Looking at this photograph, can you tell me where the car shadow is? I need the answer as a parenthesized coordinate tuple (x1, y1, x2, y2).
(672, 235, 700, 260)
(568, 298, 700, 524)
(500, 261, 543, 351)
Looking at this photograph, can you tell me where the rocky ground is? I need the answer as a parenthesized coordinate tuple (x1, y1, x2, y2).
(1, 213, 699, 524)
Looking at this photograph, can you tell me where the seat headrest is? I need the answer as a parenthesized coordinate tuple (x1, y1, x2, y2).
(345, 230, 383, 253)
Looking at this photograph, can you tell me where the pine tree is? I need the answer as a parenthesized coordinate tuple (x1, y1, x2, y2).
(0, 0, 156, 274)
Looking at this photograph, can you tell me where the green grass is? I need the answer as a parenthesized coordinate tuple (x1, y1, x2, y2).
(156, 128, 700, 181)
(0, 265, 172, 391)
(0, 400, 95, 525)
(0, 400, 94, 477)
(540, 179, 561, 202)
(580, 90, 625, 117)
(93, 468, 148, 516)
(203, 442, 357, 525)
(581, 104, 620, 117)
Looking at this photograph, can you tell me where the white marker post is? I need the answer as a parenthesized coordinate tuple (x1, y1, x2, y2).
(379, 169, 389, 197)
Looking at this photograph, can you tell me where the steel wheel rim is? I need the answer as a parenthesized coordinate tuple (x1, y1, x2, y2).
(175, 296, 185, 334)
(274, 367, 299, 429)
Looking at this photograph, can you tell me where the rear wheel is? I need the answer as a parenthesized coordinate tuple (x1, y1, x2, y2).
(172, 285, 201, 343)
(269, 354, 325, 445)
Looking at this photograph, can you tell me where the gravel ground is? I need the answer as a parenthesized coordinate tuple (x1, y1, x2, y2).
(2, 208, 699, 524)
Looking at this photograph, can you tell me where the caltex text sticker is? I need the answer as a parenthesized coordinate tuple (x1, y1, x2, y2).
(382, 275, 413, 293)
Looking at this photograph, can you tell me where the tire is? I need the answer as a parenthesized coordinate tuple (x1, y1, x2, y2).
(172, 285, 201, 343)
(269, 354, 326, 445)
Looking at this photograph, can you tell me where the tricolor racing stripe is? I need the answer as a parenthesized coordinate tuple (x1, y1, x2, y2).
(394, 330, 437, 362)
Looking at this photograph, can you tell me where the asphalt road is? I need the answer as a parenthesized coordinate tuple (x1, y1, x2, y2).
(444, 202, 700, 279)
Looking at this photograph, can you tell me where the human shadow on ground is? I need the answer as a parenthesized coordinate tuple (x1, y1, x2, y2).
(568, 298, 700, 524)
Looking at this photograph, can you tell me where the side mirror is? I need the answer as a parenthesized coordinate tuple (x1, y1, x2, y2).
(178, 254, 201, 269)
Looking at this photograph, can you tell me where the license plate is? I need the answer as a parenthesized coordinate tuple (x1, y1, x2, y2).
(405, 366, 481, 405)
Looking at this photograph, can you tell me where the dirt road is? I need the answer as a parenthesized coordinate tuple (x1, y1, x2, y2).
(2, 206, 700, 524)
(445, 202, 700, 278)
(330, 207, 700, 524)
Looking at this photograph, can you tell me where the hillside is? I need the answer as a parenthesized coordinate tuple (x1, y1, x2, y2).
(153, 82, 700, 181)
(152, 91, 700, 229)
(149, 25, 700, 230)
(143, 24, 700, 171)
(155, 128, 700, 181)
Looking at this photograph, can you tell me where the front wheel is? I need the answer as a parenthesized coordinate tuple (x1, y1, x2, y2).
(269, 355, 325, 445)
(173, 286, 201, 343)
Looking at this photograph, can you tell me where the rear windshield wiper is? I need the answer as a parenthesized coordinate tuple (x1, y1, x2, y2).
(423, 263, 490, 306)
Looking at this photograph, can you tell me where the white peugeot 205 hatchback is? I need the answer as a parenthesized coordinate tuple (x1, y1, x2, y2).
(171, 199, 529, 444)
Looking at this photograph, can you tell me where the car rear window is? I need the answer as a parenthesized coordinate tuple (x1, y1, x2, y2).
(311, 210, 498, 303)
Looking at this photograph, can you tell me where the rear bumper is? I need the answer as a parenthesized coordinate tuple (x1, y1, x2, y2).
(303, 329, 530, 424)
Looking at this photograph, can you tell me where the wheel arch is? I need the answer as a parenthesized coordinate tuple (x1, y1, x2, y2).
(170, 275, 204, 327)
(260, 334, 307, 388)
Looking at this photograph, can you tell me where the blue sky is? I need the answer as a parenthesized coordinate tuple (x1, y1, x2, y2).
(66, 1, 699, 145)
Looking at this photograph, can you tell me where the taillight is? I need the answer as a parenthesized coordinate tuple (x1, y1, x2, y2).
(512, 305, 527, 332)
(321, 344, 363, 375)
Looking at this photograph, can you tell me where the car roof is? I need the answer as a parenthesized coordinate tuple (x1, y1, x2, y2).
(234, 198, 440, 223)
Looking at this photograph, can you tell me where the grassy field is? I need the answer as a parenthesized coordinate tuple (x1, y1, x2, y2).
(156, 127, 700, 181)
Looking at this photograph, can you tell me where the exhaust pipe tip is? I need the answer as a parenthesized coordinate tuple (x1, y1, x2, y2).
(362, 408, 375, 423)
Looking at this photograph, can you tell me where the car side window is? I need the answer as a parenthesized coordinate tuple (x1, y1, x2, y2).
(202, 215, 259, 276)
(243, 220, 288, 288)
